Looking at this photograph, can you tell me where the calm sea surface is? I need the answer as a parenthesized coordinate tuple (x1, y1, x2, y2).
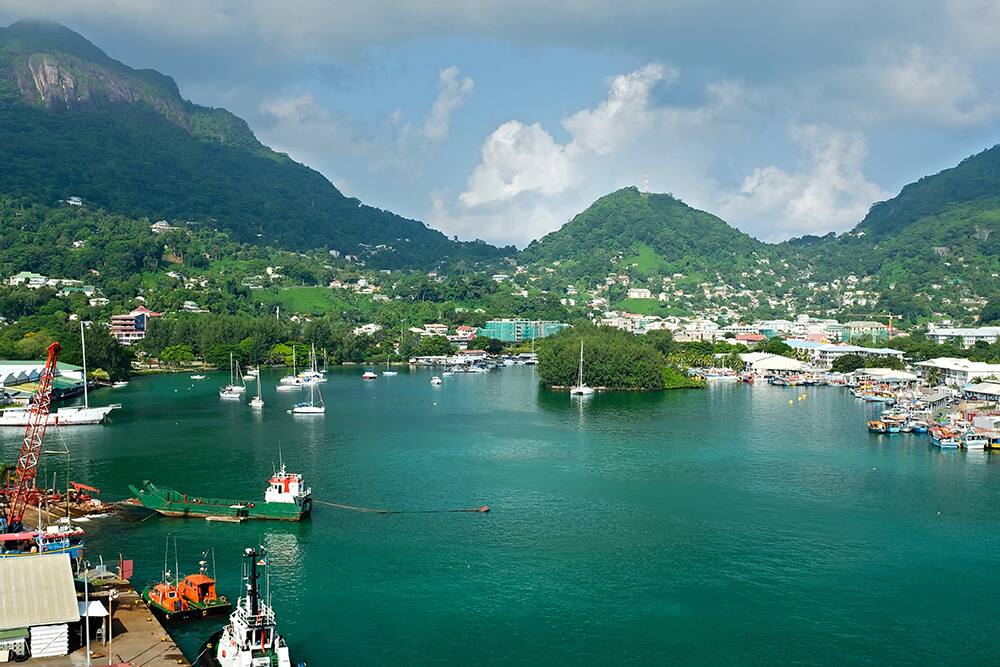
(6, 367, 1000, 664)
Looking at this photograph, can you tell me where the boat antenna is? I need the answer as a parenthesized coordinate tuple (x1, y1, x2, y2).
(163, 535, 169, 581)
(174, 535, 180, 588)
(212, 547, 217, 581)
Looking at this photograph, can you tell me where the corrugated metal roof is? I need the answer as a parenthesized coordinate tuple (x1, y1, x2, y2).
(0, 554, 80, 630)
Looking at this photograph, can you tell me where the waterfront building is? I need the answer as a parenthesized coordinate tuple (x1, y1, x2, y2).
(0, 360, 86, 401)
(738, 352, 805, 374)
(926, 324, 1000, 349)
(964, 382, 1000, 401)
(477, 319, 569, 343)
(0, 554, 81, 659)
(853, 368, 919, 386)
(915, 357, 1000, 387)
(842, 321, 889, 344)
(110, 306, 161, 345)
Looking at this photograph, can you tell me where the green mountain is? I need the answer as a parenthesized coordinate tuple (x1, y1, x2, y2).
(790, 145, 1000, 318)
(519, 148, 999, 323)
(0, 19, 509, 269)
(851, 144, 1000, 241)
(520, 187, 771, 280)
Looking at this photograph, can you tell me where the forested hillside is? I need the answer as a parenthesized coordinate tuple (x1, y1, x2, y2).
(0, 19, 510, 269)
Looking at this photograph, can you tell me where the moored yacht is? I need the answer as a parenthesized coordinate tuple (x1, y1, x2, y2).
(288, 382, 324, 414)
(249, 370, 264, 410)
(569, 341, 595, 396)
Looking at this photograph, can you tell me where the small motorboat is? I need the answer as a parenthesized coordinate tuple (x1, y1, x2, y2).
(112, 380, 129, 388)
(362, 370, 378, 380)
(190, 374, 207, 380)
(430, 376, 443, 385)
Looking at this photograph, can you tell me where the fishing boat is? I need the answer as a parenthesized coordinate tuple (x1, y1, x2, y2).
(962, 431, 988, 450)
(569, 341, 596, 396)
(127, 466, 313, 521)
(430, 375, 443, 385)
(929, 426, 960, 448)
(220, 353, 245, 399)
(867, 420, 887, 434)
(249, 370, 264, 410)
(0, 523, 86, 570)
(288, 382, 324, 414)
(883, 416, 904, 434)
(112, 380, 129, 388)
(199, 546, 294, 667)
(767, 376, 790, 387)
(191, 374, 207, 380)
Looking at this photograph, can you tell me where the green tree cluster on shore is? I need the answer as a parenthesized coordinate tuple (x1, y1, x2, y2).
(537, 325, 703, 391)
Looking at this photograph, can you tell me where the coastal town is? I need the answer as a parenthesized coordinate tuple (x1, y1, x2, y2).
(2, 5, 1000, 665)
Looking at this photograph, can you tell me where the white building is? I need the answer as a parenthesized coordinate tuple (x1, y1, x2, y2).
(739, 352, 805, 374)
(915, 357, 1000, 386)
(626, 288, 653, 299)
(926, 325, 1000, 349)
(353, 323, 383, 336)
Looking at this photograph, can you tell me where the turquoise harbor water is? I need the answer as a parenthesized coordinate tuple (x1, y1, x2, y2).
(5, 367, 1000, 664)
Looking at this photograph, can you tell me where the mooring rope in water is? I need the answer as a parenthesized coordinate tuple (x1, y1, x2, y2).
(313, 499, 489, 515)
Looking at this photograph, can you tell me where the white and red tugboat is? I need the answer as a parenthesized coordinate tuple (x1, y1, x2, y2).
(200, 546, 299, 667)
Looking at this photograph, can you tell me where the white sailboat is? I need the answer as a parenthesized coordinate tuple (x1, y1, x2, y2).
(249, 368, 264, 409)
(569, 341, 595, 396)
(298, 343, 326, 384)
(288, 381, 324, 414)
(382, 351, 398, 376)
(277, 346, 304, 389)
(220, 352, 243, 399)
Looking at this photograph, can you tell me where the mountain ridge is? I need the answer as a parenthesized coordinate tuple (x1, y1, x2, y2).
(0, 19, 511, 269)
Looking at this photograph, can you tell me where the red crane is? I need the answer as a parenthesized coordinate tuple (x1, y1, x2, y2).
(3, 341, 61, 532)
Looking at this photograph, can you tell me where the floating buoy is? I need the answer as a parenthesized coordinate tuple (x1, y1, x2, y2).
(788, 399, 794, 405)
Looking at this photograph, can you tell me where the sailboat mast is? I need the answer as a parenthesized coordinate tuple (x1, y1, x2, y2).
(229, 352, 234, 386)
(578, 341, 584, 385)
(79, 320, 88, 408)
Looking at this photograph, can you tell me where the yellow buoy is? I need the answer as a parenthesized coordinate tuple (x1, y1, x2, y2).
(788, 399, 794, 405)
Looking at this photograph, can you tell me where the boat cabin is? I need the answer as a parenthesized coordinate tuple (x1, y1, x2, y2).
(148, 583, 186, 613)
(264, 465, 310, 504)
(178, 572, 219, 605)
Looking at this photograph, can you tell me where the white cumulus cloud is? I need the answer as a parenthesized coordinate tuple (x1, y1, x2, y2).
(719, 125, 891, 240)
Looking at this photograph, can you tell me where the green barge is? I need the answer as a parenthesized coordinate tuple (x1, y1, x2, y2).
(127, 466, 312, 521)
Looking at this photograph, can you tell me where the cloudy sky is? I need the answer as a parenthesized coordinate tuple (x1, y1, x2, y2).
(3, 1, 999, 246)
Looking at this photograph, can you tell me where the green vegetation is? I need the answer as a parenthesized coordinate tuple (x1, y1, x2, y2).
(831, 354, 904, 373)
(623, 242, 668, 274)
(521, 188, 769, 284)
(537, 325, 702, 391)
(0, 20, 512, 270)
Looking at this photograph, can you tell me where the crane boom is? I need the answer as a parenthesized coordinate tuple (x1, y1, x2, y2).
(4, 341, 61, 531)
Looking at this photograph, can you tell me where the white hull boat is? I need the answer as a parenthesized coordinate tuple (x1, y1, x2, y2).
(0, 404, 119, 426)
(569, 341, 595, 397)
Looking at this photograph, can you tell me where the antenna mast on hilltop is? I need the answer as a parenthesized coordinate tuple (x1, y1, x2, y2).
(641, 172, 650, 199)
